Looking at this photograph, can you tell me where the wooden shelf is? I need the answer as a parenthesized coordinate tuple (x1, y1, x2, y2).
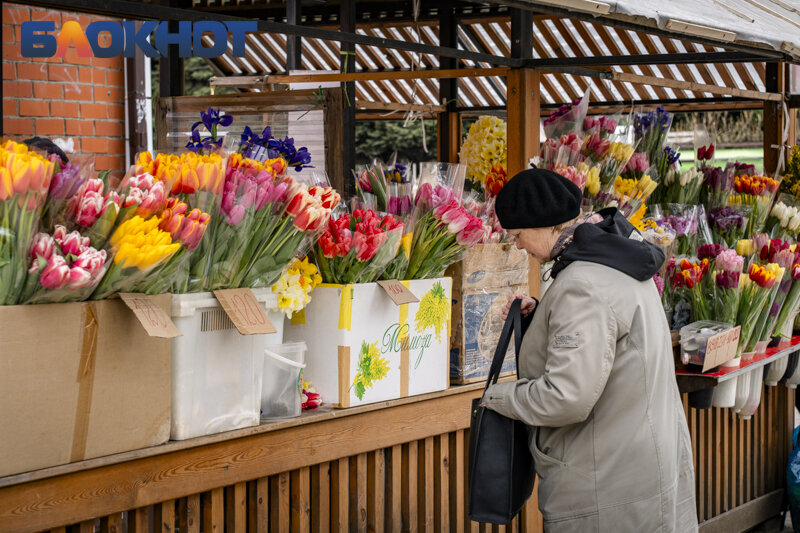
(675, 336, 800, 393)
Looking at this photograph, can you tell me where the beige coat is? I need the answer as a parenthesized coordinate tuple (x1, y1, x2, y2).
(484, 261, 697, 532)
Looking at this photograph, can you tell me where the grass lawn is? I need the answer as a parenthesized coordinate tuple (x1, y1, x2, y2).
(680, 147, 763, 172)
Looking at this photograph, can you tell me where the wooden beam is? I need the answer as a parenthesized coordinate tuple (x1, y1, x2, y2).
(354, 99, 446, 113)
(764, 62, 788, 176)
(265, 68, 510, 84)
(611, 71, 784, 102)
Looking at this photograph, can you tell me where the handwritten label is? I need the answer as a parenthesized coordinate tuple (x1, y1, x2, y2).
(702, 326, 741, 372)
(213, 288, 276, 335)
(119, 293, 183, 338)
(377, 280, 419, 305)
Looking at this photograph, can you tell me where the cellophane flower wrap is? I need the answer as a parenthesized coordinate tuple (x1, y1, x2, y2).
(753, 248, 797, 344)
(404, 183, 490, 280)
(134, 198, 211, 295)
(269, 257, 322, 319)
(658, 204, 700, 256)
(459, 115, 507, 186)
(19, 225, 109, 304)
(764, 195, 800, 240)
(634, 106, 673, 165)
(728, 173, 781, 236)
(707, 204, 751, 249)
(740, 263, 783, 354)
(0, 140, 57, 304)
(774, 263, 800, 338)
(711, 249, 744, 325)
(660, 166, 703, 205)
(92, 215, 181, 299)
(315, 209, 404, 284)
(40, 155, 94, 232)
(542, 92, 589, 139)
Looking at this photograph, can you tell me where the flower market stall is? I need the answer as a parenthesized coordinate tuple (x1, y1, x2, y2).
(2, 0, 800, 532)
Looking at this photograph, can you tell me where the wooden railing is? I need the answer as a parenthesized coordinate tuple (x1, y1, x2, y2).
(0, 382, 792, 533)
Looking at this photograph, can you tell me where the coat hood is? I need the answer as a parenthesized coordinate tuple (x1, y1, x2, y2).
(551, 208, 664, 281)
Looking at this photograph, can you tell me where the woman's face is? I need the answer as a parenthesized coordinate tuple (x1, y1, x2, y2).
(507, 227, 559, 262)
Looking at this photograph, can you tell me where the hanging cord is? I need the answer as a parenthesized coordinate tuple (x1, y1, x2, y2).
(770, 101, 792, 179)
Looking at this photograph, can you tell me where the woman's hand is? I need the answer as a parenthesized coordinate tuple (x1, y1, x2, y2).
(501, 293, 537, 320)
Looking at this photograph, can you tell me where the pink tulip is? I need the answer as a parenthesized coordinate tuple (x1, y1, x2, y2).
(226, 204, 246, 226)
(29, 232, 55, 261)
(73, 249, 107, 277)
(40, 255, 70, 289)
(66, 266, 92, 289)
(59, 230, 86, 257)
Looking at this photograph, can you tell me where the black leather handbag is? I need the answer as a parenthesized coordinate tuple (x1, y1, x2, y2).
(467, 298, 536, 524)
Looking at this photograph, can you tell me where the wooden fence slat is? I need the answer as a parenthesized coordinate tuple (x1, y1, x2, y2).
(422, 437, 435, 533)
(368, 450, 385, 533)
(311, 463, 330, 533)
(291, 467, 310, 533)
(435, 434, 450, 533)
(203, 488, 224, 533)
(256, 477, 269, 533)
(388, 445, 402, 533)
(154, 500, 175, 533)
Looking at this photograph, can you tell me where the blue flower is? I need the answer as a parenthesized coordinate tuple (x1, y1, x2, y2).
(192, 107, 233, 133)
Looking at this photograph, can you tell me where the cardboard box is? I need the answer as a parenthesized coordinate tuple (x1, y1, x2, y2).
(447, 244, 530, 384)
(285, 278, 452, 408)
(0, 296, 172, 477)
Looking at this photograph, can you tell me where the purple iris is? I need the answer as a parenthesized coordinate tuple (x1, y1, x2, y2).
(192, 107, 233, 133)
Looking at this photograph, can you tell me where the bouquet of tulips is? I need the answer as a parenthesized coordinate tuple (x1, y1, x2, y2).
(711, 249, 745, 325)
(40, 155, 94, 232)
(539, 134, 584, 171)
(739, 262, 783, 356)
(581, 115, 618, 139)
(707, 205, 751, 249)
(315, 209, 405, 283)
(404, 183, 490, 280)
(633, 106, 673, 165)
(763, 195, 800, 239)
(700, 166, 733, 210)
(729, 173, 781, 236)
(19, 226, 109, 304)
(774, 263, 800, 338)
(659, 166, 703, 205)
(0, 140, 57, 304)
(751, 247, 797, 348)
(543, 93, 589, 139)
(92, 215, 182, 299)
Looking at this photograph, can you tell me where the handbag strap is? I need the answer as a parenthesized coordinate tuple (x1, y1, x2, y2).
(483, 298, 523, 393)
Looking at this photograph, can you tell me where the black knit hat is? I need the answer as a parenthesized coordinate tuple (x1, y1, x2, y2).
(495, 168, 582, 229)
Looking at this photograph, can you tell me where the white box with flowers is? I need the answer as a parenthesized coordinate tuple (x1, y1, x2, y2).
(170, 288, 285, 440)
(284, 278, 452, 408)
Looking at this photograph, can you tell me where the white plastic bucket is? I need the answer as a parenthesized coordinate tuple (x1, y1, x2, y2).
(170, 290, 284, 440)
(711, 378, 737, 408)
(764, 355, 789, 386)
(732, 371, 751, 413)
(261, 342, 307, 420)
(739, 366, 765, 420)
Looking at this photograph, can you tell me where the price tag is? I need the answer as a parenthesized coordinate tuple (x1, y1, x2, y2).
(213, 288, 277, 335)
(119, 293, 183, 338)
(377, 280, 419, 305)
(702, 326, 741, 372)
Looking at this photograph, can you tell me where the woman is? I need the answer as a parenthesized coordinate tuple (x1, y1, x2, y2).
(484, 168, 697, 532)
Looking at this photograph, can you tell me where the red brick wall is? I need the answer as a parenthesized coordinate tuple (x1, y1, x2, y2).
(2, 3, 126, 173)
